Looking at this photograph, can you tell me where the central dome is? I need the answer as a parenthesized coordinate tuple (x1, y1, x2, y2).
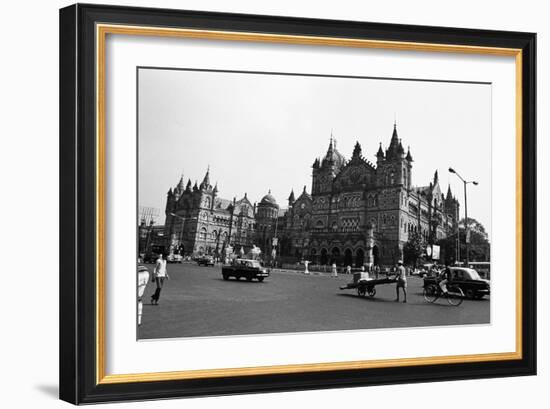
(259, 190, 278, 207)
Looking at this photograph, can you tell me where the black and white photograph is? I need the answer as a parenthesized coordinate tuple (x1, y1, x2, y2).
(136, 67, 492, 340)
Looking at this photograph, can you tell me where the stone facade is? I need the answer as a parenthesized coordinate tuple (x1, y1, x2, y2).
(164, 168, 256, 256)
(163, 124, 459, 266)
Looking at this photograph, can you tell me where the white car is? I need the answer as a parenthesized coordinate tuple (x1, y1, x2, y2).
(167, 254, 183, 263)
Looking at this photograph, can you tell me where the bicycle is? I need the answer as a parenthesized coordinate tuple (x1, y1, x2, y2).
(423, 282, 464, 306)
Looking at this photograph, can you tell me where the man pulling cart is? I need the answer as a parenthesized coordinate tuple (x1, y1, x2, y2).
(339, 267, 397, 298)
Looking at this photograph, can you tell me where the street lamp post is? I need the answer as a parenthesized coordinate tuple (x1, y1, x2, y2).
(448, 168, 478, 266)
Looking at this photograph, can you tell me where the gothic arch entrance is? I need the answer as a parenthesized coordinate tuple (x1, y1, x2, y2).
(344, 248, 353, 267)
(331, 247, 341, 264)
(320, 248, 328, 265)
(372, 245, 380, 266)
(355, 248, 365, 267)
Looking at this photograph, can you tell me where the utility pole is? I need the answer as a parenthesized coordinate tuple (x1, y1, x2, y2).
(449, 168, 478, 266)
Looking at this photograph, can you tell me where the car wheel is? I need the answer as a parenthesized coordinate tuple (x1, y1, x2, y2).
(222, 275, 228, 281)
(258, 277, 264, 282)
(465, 289, 475, 299)
(246, 277, 253, 282)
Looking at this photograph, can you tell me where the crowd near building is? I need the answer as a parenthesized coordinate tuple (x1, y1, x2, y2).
(142, 124, 460, 267)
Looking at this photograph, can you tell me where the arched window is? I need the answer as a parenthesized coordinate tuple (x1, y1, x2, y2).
(199, 227, 207, 240)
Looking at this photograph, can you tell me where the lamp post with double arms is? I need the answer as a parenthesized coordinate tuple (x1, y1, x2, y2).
(448, 168, 478, 266)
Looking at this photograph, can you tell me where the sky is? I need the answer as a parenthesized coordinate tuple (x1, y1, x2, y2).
(138, 68, 492, 237)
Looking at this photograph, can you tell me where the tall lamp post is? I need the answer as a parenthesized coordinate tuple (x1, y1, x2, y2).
(448, 168, 478, 266)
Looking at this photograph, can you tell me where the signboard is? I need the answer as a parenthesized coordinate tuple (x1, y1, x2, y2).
(431, 245, 440, 260)
(426, 244, 440, 260)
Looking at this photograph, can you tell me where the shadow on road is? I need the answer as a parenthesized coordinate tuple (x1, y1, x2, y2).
(336, 293, 393, 303)
(211, 277, 267, 284)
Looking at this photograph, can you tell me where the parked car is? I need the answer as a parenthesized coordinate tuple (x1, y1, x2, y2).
(222, 259, 270, 282)
(423, 267, 490, 299)
(197, 255, 215, 266)
(167, 253, 183, 263)
(143, 252, 160, 264)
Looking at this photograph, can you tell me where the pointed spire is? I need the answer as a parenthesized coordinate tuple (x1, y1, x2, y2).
(193, 180, 198, 191)
(303, 185, 307, 194)
(327, 135, 334, 156)
(406, 146, 413, 162)
(391, 122, 399, 144)
(176, 174, 184, 191)
(288, 189, 295, 203)
(185, 178, 192, 191)
(433, 170, 439, 185)
(200, 165, 211, 189)
(167, 187, 173, 196)
(385, 122, 400, 159)
(376, 142, 384, 158)
(352, 141, 362, 159)
(312, 157, 320, 169)
(213, 181, 218, 193)
(398, 138, 405, 155)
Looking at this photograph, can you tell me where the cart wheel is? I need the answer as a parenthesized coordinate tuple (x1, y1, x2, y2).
(357, 288, 366, 297)
(368, 288, 376, 297)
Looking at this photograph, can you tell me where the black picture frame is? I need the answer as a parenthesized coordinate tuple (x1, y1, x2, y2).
(60, 3, 536, 404)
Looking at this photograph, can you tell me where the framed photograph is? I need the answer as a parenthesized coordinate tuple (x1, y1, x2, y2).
(59, 3, 536, 404)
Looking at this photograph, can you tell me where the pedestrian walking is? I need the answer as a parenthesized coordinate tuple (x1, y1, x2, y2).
(151, 253, 169, 305)
(394, 260, 407, 303)
(331, 262, 338, 278)
(346, 265, 351, 275)
(137, 265, 150, 326)
(374, 264, 380, 279)
(304, 260, 310, 275)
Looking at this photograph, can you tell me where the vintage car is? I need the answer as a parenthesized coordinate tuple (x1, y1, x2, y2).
(143, 252, 160, 264)
(167, 253, 183, 263)
(197, 255, 215, 267)
(423, 267, 490, 299)
(222, 259, 270, 282)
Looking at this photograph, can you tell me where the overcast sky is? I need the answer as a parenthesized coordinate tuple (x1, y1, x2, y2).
(138, 68, 491, 237)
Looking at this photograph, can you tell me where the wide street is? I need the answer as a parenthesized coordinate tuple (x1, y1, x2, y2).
(138, 262, 490, 339)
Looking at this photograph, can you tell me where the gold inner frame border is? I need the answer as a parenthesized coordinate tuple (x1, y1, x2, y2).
(95, 23, 523, 385)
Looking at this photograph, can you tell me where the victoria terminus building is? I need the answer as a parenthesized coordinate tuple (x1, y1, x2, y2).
(161, 124, 459, 267)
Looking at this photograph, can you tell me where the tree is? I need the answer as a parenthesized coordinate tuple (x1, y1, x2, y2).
(436, 218, 491, 264)
(403, 231, 425, 268)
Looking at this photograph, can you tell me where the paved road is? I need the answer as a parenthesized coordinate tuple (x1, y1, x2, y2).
(138, 262, 490, 339)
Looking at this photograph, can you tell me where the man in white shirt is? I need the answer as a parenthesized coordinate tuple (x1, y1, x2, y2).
(395, 260, 407, 303)
(151, 253, 169, 305)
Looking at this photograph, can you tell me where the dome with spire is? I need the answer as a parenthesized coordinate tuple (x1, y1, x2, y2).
(321, 135, 346, 170)
(259, 189, 278, 207)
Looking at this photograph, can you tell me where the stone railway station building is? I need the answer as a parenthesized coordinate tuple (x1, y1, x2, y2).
(162, 124, 459, 266)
